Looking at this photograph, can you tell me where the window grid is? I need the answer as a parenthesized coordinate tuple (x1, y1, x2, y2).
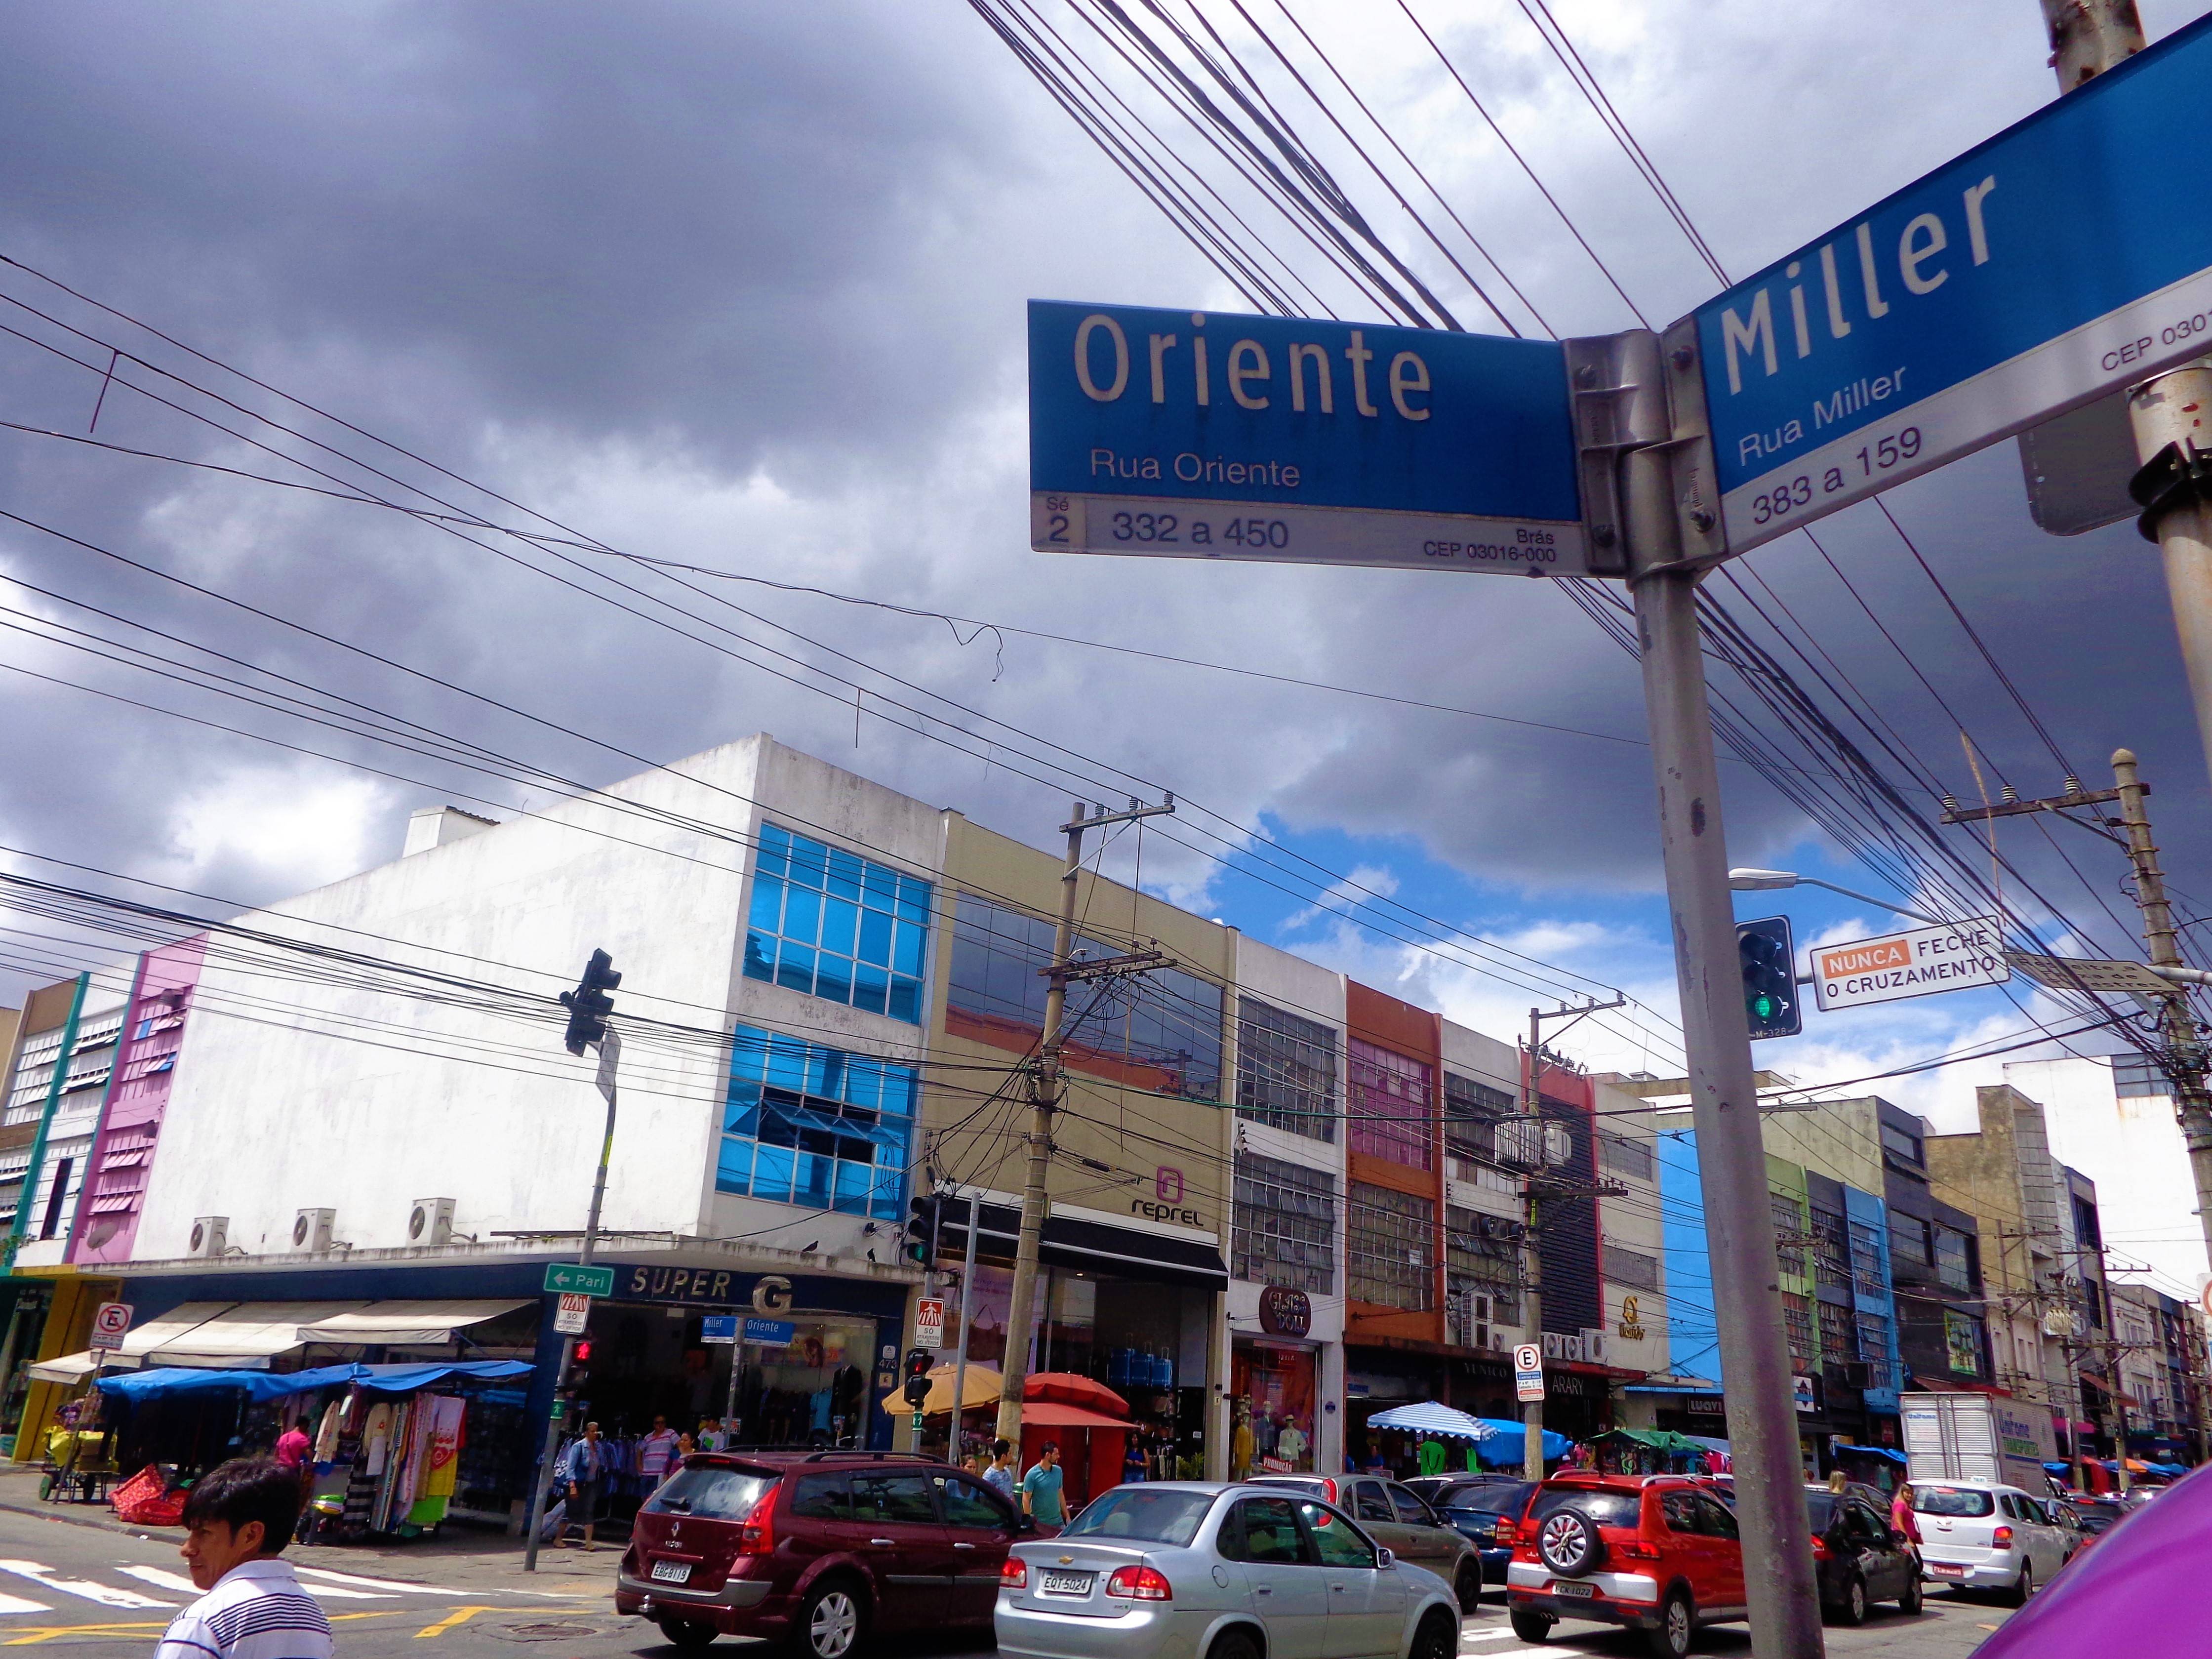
(1236, 999, 1337, 1141)
(1771, 1190, 1808, 1274)
(1935, 1225, 1974, 1293)
(1444, 1072, 1512, 1162)
(1879, 1123, 1924, 1165)
(2113, 1055, 2169, 1097)
(743, 823, 931, 1024)
(716, 1024, 918, 1221)
(1818, 1298, 1852, 1367)
(1811, 1209, 1850, 1292)
(1606, 1245, 1661, 1294)
(1349, 1182, 1435, 1310)
(1596, 1129, 1654, 1181)
(1349, 1041, 1432, 1172)
(1782, 1293, 1815, 1365)
(1848, 1221, 1887, 1296)
(1232, 1152, 1336, 1295)
(1853, 1312, 1896, 1389)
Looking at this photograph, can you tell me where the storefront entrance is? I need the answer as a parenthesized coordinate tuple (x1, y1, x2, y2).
(1231, 1340, 1317, 1476)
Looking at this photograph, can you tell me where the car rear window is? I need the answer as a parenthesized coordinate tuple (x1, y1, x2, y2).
(1061, 1488, 1216, 1546)
(1915, 1486, 1995, 1517)
(1445, 1481, 1533, 1516)
(1530, 1487, 1643, 1529)
(1805, 1493, 1836, 1531)
(643, 1465, 775, 1520)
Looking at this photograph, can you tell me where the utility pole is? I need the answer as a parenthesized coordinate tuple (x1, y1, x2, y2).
(524, 952, 621, 1573)
(2108, 750, 2212, 1293)
(1611, 324, 1826, 1658)
(995, 797, 1174, 1448)
(1514, 995, 1626, 1481)
(948, 1180, 981, 1465)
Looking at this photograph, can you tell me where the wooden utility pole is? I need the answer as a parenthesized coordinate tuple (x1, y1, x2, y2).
(994, 797, 1173, 1448)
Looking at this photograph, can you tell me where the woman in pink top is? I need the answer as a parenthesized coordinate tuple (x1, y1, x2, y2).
(272, 1421, 311, 1472)
(1890, 1482, 1921, 1564)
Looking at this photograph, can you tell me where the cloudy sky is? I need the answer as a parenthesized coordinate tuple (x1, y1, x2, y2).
(2, 0, 2208, 1281)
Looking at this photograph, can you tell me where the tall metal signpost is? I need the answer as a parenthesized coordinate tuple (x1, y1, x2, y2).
(1027, 24, 2212, 1651)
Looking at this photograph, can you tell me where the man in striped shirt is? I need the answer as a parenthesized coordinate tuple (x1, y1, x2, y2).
(155, 1458, 332, 1659)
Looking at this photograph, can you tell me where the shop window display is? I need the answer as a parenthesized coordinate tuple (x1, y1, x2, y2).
(1230, 1343, 1316, 1476)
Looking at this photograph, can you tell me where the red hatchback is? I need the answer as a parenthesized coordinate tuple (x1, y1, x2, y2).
(616, 1451, 1030, 1657)
(1504, 1473, 1746, 1659)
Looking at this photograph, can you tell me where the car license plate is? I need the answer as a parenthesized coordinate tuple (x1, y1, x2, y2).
(1550, 1580, 1597, 1599)
(650, 1561, 693, 1584)
(1040, 1570, 1094, 1597)
(1930, 1563, 1964, 1578)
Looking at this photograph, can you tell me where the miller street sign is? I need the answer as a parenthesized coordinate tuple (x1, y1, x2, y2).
(543, 1262, 615, 1297)
(700, 1315, 739, 1344)
(1030, 299, 1586, 574)
(1812, 917, 2009, 1012)
(1692, 12, 2212, 556)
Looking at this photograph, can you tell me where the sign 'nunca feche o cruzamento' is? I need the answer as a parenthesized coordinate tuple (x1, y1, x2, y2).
(1027, 300, 1587, 574)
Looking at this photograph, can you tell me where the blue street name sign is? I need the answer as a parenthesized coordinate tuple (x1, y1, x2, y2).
(742, 1317, 795, 1346)
(1692, 13, 2212, 556)
(1029, 299, 1587, 575)
(700, 1315, 739, 1344)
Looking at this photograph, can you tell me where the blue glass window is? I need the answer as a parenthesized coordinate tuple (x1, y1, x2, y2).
(716, 1025, 918, 1221)
(743, 823, 931, 1024)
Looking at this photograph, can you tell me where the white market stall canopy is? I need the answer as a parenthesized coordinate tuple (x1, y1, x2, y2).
(293, 1300, 531, 1345)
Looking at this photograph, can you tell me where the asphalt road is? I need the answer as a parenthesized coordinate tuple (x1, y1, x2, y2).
(0, 1505, 2014, 1658)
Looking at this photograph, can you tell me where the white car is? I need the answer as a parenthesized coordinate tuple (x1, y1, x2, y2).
(1914, 1481, 2068, 1603)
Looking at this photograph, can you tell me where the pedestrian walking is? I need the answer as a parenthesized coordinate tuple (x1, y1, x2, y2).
(272, 1418, 310, 1473)
(558, 1421, 607, 1550)
(153, 1457, 332, 1659)
(638, 1415, 681, 1487)
(983, 1439, 1016, 1502)
(1890, 1481, 1921, 1569)
(1021, 1442, 1066, 1534)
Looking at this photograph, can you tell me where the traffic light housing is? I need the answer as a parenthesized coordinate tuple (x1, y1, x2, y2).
(902, 1348, 933, 1408)
(903, 1193, 940, 1267)
(1738, 915, 1803, 1039)
(560, 948, 620, 1054)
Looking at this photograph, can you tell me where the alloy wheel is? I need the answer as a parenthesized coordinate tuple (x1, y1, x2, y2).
(810, 1592, 858, 1659)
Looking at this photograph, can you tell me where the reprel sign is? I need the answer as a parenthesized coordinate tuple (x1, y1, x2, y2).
(1029, 300, 1587, 574)
(1693, 12, 2212, 555)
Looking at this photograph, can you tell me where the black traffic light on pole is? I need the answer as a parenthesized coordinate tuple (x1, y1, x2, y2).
(1737, 915, 1803, 1039)
(560, 948, 620, 1054)
(902, 1348, 933, 1408)
(903, 1193, 940, 1267)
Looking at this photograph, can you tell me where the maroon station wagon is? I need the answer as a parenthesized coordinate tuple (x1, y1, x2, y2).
(616, 1451, 1032, 1657)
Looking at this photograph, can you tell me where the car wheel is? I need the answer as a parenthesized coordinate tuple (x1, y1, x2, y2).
(1208, 1629, 1262, 1659)
(1644, 1589, 1694, 1659)
(1837, 1575, 1867, 1627)
(1455, 1562, 1484, 1610)
(791, 1579, 868, 1659)
(1509, 1609, 1553, 1644)
(2011, 1562, 2035, 1607)
(1899, 1572, 1924, 1616)
(1409, 1609, 1457, 1659)
(660, 1619, 718, 1651)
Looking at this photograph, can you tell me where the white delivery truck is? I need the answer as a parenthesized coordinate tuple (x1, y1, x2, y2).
(1900, 1391, 2057, 1496)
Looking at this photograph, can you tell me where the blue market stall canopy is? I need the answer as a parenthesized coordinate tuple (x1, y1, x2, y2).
(100, 1360, 530, 1402)
(1836, 1444, 1909, 1465)
(1365, 1403, 1496, 1440)
(1471, 1418, 1573, 1467)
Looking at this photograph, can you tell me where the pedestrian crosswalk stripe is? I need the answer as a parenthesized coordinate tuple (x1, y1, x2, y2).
(0, 1561, 172, 1609)
(114, 1564, 395, 1603)
(291, 1564, 574, 1600)
(0, 1591, 50, 1617)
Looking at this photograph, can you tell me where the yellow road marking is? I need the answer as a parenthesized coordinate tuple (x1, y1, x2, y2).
(415, 1605, 497, 1638)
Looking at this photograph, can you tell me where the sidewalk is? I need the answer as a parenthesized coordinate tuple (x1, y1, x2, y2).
(0, 1463, 621, 1598)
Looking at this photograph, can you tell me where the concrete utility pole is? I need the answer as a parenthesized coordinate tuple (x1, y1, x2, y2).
(2038, 0, 2144, 87)
(2108, 750, 2212, 1280)
(1611, 326, 1826, 1658)
(995, 797, 1173, 1448)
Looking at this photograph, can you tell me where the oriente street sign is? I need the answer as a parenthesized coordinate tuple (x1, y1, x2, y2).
(1691, 12, 2212, 556)
(1029, 299, 1586, 575)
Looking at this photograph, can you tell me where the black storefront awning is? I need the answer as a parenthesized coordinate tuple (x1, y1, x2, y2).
(934, 1193, 1227, 1292)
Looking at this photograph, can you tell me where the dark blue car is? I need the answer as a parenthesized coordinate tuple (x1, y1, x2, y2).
(1405, 1475, 1537, 1590)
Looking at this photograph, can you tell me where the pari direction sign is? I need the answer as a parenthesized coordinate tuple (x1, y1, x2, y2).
(543, 1262, 616, 1297)
(1693, 12, 2212, 555)
(1030, 300, 1586, 575)
(1812, 917, 2009, 1012)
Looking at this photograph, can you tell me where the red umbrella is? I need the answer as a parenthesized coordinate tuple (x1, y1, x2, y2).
(1023, 1372, 1129, 1418)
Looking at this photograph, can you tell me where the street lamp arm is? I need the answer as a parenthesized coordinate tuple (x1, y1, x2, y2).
(1793, 876, 1950, 927)
(1729, 867, 1949, 927)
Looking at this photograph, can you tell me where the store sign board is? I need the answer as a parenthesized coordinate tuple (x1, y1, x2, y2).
(544, 1263, 616, 1297)
(913, 1298, 946, 1350)
(1258, 1286, 1312, 1338)
(1793, 1374, 1819, 1414)
(1030, 300, 1589, 575)
(1692, 13, 2212, 555)
(554, 1293, 591, 1336)
(1812, 917, 2008, 1011)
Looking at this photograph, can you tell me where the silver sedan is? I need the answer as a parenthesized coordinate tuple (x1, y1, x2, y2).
(995, 1482, 1461, 1659)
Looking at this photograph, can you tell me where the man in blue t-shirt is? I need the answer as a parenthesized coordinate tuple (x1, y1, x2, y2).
(983, 1439, 1017, 1502)
(1020, 1442, 1066, 1530)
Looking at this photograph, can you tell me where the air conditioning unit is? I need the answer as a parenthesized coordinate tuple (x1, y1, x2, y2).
(1543, 1332, 1585, 1363)
(187, 1216, 228, 1258)
(1835, 1361, 1875, 1389)
(291, 1207, 337, 1252)
(1580, 1328, 1608, 1365)
(1489, 1329, 1514, 1353)
(407, 1197, 456, 1247)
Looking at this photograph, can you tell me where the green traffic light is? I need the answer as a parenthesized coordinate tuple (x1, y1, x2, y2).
(1755, 994, 1776, 1017)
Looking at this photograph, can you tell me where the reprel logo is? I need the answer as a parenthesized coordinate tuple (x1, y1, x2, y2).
(1156, 1166, 1184, 1205)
